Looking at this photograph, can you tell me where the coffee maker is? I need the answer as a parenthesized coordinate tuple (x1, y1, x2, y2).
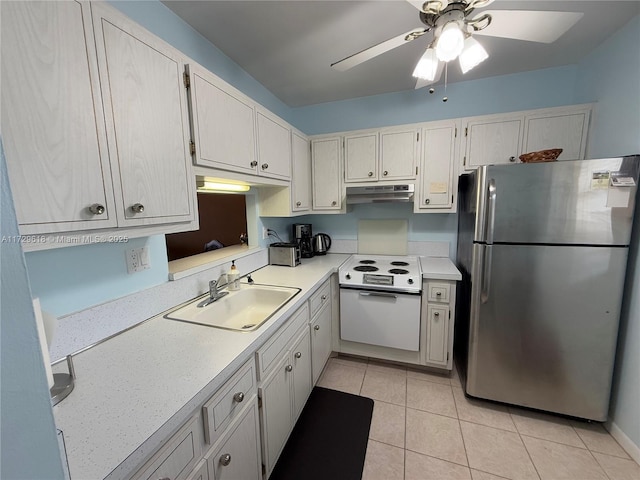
(293, 224, 314, 258)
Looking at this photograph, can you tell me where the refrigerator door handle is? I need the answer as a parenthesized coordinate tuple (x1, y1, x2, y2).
(486, 179, 497, 245)
(481, 245, 493, 304)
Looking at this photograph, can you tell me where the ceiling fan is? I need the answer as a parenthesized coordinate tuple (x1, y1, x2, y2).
(331, 0, 584, 90)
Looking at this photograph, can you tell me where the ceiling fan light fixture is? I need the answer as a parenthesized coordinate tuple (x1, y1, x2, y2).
(412, 47, 439, 81)
(435, 21, 464, 62)
(459, 35, 489, 73)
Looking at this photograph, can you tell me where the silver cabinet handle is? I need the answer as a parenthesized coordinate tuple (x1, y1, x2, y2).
(368, 171, 373, 177)
(89, 204, 105, 215)
(321, 294, 327, 301)
(296, 201, 301, 207)
(359, 291, 397, 299)
(425, 199, 430, 205)
(331, 200, 337, 206)
(219, 453, 231, 466)
(261, 163, 269, 170)
(233, 392, 245, 403)
(131, 203, 145, 213)
(434, 311, 440, 317)
(295, 352, 302, 359)
(509, 156, 516, 162)
(157, 477, 170, 480)
(436, 292, 442, 297)
(250, 160, 258, 167)
(285, 364, 293, 372)
(314, 325, 320, 331)
(383, 170, 388, 176)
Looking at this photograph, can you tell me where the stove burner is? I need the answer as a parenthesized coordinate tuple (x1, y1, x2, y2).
(354, 265, 379, 272)
(389, 268, 409, 275)
(390, 261, 410, 267)
(359, 260, 377, 265)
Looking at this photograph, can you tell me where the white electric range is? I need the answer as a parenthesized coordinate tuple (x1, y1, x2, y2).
(338, 254, 422, 351)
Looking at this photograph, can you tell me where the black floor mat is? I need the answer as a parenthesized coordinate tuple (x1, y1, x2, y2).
(269, 387, 374, 480)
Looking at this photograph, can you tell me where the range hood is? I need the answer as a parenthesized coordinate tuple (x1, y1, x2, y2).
(345, 184, 414, 204)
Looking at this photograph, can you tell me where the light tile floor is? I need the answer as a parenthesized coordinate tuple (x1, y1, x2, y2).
(317, 355, 640, 480)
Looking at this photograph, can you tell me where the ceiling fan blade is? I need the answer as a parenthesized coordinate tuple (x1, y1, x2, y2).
(472, 10, 584, 43)
(414, 63, 443, 89)
(331, 29, 428, 71)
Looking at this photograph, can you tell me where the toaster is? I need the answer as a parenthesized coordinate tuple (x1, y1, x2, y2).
(268, 243, 301, 267)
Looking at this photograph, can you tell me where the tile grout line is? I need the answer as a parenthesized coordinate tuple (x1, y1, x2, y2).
(517, 431, 545, 480)
(403, 368, 408, 480)
(451, 391, 472, 474)
(403, 446, 471, 470)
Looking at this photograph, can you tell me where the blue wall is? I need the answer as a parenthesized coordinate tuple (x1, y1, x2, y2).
(575, 15, 640, 449)
(290, 65, 579, 134)
(1, 140, 65, 479)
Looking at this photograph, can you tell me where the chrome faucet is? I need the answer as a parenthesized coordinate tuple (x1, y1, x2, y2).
(198, 273, 229, 307)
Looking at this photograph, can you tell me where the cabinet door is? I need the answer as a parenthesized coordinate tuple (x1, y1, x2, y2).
(344, 133, 378, 182)
(523, 110, 590, 161)
(464, 116, 523, 169)
(310, 303, 333, 385)
(256, 110, 291, 180)
(208, 402, 261, 480)
(426, 304, 450, 367)
(259, 354, 292, 475)
(188, 65, 257, 175)
(311, 137, 342, 210)
(380, 129, 419, 180)
(1, 1, 116, 234)
(291, 132, 311, 211)
(92, 3, 196, 227)
(291, 329, 312, 421)
(419, 124, 456, 209)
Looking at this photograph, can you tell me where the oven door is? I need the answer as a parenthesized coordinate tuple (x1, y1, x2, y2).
(340, 287, 421, 351)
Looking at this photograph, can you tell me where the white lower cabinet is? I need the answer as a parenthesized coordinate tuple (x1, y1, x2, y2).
(259, 328, 312, 477)
(206, 401, 262, 480)
(131, 415, 204, 480)
(310, 302, 332, 385)
(422, 280, 457, 370)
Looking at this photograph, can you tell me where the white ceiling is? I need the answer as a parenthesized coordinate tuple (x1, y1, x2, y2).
(162, 1, 640, 107)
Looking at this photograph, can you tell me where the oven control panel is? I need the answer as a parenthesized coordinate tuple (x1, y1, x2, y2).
(363, 274, 393, 286)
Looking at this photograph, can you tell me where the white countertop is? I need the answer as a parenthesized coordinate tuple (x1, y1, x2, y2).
(420, 256, 462, 281)
(53, 252, 459, 479)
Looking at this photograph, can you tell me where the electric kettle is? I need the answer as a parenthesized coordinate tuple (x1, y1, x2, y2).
(312, 233, 332, 255)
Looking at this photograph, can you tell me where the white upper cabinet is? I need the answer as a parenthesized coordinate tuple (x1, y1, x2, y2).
(380, 128, 420, 180)
(187, 64, 257, 175)
(343, 128, 418, 183)
(291, 132, 311, 211)
(344, 133, 378, 182)
(463, 113, 524, 170)
(462, 105, 592, 171)
(256, 108, 292, 180)
(311, 137, 343, 211)
(93, 3, 196, 227)
(417, 121, 459, 212)
(1, 1, 117, 234)
(523, 107, 591, 161)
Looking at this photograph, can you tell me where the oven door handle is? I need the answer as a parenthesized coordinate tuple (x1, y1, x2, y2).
(358, 291, 397, 299)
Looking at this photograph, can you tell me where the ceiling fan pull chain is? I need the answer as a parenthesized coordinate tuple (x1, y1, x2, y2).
(443, 63, 448, 102)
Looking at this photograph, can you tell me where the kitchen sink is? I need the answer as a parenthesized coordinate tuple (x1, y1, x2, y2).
(164, 284, 301, 331)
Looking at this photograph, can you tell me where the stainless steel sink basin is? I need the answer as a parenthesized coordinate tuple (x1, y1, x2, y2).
(164, 284, 300, 331)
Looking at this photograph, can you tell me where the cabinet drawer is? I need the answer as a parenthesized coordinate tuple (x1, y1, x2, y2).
(203, 358, 256, 445)
(132, 415, 203, 480)
(427, 282, 450, 303)
(309, 280, 331, 318)
(256, 303, 309, 379)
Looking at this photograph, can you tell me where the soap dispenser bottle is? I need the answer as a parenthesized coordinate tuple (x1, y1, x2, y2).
(228, 261, 240, 291)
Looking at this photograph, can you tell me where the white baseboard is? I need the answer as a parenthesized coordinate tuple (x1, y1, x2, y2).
(605, 421, 640, 464)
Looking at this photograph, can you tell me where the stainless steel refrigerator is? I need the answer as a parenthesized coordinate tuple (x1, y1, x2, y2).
(455, 156, 639, 421)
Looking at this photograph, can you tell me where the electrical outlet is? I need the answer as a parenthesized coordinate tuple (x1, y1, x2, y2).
(262, 227, 269, 240)
(126, 247, 151, 273)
